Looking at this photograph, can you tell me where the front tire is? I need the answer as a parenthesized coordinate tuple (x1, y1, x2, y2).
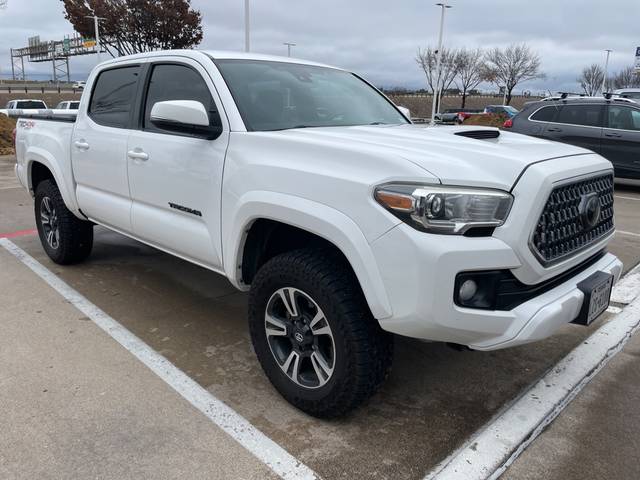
(248, 248, 393, 418)
(34, 180, 93, 265)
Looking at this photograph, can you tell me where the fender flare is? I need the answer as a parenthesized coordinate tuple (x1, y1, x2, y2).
(225, 191, 393, 320)
(25, 146, 81, 215)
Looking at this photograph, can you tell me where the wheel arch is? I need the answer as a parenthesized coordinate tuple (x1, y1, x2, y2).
(224, 191, 393, 320)
(25, 147, 81, 216)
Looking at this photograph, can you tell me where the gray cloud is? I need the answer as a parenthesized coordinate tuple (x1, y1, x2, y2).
(0, 0, 637, 93)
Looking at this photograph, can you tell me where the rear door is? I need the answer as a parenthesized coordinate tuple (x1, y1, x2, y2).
(126, 59, 229, 269)
(515, 104, 558, 137)
(602, 104, 640, 179)
(72, 64, 142, 232)
(542, 103, 604, 153)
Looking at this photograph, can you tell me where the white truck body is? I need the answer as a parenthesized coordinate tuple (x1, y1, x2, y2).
(14, 50, 622, 415)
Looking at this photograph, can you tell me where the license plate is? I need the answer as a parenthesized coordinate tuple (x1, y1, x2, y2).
(573, 271, 614, 326)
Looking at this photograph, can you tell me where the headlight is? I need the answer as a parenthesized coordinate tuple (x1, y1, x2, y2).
(374, 183, 513, 234)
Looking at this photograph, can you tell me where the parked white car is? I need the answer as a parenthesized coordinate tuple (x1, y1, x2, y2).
(72, 81, 86, 90)
(13, 50, 622, 417)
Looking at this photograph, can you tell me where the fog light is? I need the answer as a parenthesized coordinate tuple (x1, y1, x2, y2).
(459, 279, 478, 302)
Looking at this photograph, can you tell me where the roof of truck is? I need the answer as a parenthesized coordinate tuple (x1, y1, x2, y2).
(98, 49, 340, 71)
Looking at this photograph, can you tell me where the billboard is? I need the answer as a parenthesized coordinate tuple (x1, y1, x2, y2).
(636, 47, 640, 72)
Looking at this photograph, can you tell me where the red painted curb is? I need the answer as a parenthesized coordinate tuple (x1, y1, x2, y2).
(0, 229, 37, 239)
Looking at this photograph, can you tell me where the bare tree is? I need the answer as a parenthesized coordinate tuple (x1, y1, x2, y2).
(416, 47, 460, 111)
(455, 48, 487, 108)
(484, 44, 545, 105)
(612, 66, 640, 89)
(62, 0, 203, 58)
(578, 64, 604, 96)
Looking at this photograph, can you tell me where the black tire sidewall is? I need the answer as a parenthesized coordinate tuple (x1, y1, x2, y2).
(34, 180, 93, 265)
(35, 181, 65, 263)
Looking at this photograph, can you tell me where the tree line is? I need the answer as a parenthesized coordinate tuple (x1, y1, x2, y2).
(578, 64, 640, 96)
(416, 43, 544, 107)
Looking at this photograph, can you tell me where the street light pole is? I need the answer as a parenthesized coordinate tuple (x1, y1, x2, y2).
(430, 3, 451, 126)
(244, 0, 250, 52)
(283, 42, 296, 57)
(85, 15, 105, 62)
(601, 49, 612, 95)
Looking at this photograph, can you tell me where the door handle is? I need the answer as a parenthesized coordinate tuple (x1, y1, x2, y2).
(546, 127, 562, 132)
(604, 132, 622, 138)
(127, 149, 149, 161)
(74, 140, 90, 150)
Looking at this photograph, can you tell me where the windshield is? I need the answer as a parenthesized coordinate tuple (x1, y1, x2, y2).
(503, 106, 519, 114)
(215, 59, 408, 131)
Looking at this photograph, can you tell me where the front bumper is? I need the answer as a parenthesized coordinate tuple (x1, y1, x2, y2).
(371, 223, 622, 351)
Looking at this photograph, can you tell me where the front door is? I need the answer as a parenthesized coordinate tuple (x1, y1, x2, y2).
(126, 60, 229, 269)
(602, 104, 640, 180)
(72, 64, 142, 232)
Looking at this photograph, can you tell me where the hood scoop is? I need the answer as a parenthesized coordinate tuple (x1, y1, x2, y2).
(454, 129, 500, 140)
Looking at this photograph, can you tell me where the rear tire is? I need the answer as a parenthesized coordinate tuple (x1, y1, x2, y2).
(248, 248, 393, 418)
(34, 180, 93, 265)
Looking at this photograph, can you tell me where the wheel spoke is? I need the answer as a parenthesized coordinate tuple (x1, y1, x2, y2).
(46, 230, 54, 246)
(52, 229, 60, 248)
(310, 350, 333, 384)
(277, 288, 299, 317)
(40, 212, 50, 224)
(265, 313, 288, 337)
(281, 350, 301, 383)
(309, 311, 331, 336)
(42, 197, 51, 215)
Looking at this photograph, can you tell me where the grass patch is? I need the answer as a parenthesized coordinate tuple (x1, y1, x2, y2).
(0, 115, 17, 155)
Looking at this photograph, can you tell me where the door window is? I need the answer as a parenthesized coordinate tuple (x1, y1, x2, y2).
(607, 105, 640, 131)
(554, 104, 603, 127)
(88, 66, 140, 128)
(143, 63, 220, 134)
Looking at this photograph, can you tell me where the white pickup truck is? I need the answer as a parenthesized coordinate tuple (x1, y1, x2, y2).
(13, 50, 622, 417)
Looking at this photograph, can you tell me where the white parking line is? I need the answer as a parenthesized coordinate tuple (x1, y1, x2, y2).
(615, 195, 640, 202)
(617, 229, 640, 238)
(0, 238, 318, 480)
(425, 268, 640, 480)
(611, 263, 640, 305)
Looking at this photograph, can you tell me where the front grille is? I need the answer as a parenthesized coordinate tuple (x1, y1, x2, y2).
(531, 173, 614, 265)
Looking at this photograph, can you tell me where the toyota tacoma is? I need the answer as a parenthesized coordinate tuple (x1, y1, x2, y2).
(12, 50, 622, 417)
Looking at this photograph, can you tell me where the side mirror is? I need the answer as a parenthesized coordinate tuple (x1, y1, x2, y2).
(396, 105, 411, 120)
(150, 100, 222, 139)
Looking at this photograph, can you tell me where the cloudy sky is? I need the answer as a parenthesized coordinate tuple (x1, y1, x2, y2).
(0, 0, 637, 93)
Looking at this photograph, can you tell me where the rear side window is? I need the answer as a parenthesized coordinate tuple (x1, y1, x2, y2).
(143, 63, 220, 133)
(530, 106, 557, 122)
(608, 106, 640, 131)
(554, 104, 603, 127)
(16, 101, 46, 109)
(89, 66, 140, 128)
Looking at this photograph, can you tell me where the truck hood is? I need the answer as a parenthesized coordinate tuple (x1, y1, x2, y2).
(277, 124, 592, 190)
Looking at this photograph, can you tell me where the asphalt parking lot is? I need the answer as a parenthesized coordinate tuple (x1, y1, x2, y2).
(1, 154, 640, 479)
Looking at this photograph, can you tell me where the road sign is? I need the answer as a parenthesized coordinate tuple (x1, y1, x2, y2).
(635, 47, 640, 72)
(83, 39, 97, 48)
